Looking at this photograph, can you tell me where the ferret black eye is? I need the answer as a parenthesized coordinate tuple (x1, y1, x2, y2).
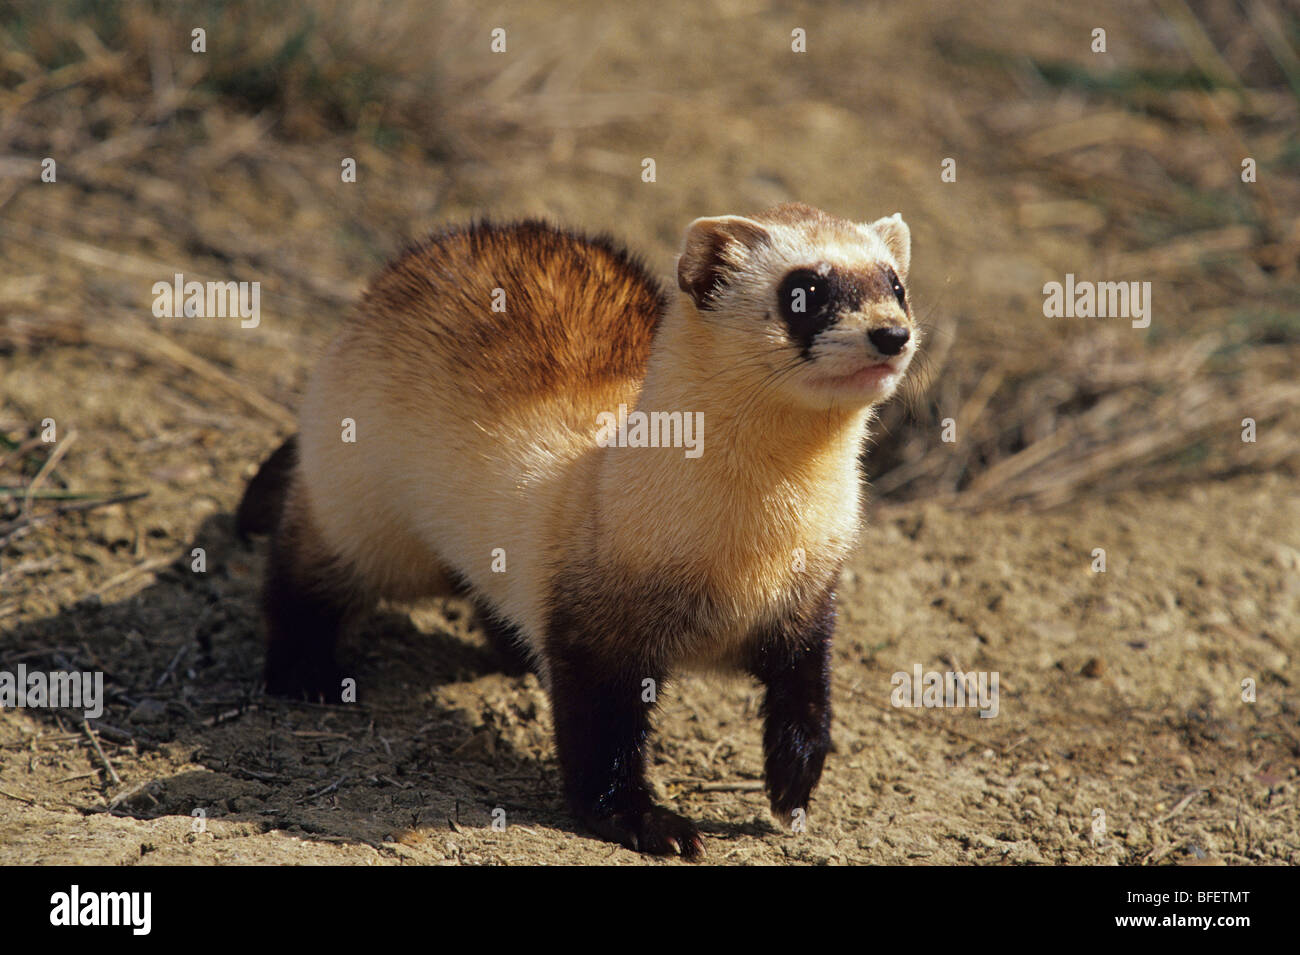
(889, 269, 906, 308)
(777, 269, 832, 326)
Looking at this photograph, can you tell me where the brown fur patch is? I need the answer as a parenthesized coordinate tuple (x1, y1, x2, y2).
(844, 263, 902, 307)
(350, 221, 667, 411)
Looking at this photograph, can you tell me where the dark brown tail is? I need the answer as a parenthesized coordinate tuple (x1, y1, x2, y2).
(236, 435, 299, 540)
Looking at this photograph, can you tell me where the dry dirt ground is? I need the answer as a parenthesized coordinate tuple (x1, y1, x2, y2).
(0, 0, 1297, 865)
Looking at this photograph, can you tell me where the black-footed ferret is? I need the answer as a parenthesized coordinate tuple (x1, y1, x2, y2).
(237, 203, 918, 858)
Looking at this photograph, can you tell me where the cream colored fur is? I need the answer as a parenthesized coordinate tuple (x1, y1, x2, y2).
(294, 207, 913, 680)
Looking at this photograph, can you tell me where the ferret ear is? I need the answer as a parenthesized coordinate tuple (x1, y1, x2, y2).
(677, 215, 770, 310)
(869, 213, 910, 280)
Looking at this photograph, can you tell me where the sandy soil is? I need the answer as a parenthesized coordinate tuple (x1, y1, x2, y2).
(0, 0, 1296, 864)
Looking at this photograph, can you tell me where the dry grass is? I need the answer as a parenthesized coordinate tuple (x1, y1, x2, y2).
(1, 0, 1298, 869)
(1, 0, 1297, 521)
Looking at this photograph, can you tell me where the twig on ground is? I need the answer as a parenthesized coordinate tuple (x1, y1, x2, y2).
(81, 719, 121, 787)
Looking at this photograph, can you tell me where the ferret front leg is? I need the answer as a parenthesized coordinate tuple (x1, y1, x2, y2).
(546, 643, 704, 858)
(746, 588, 835, 826)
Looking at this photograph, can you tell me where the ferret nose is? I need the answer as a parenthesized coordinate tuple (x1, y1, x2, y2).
(868, 325, 909, 356)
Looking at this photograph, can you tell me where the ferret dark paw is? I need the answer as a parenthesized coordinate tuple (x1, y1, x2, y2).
(583, 806, 704, 859)
(765, 740, 828, 823)
(264, 655, 346, 704)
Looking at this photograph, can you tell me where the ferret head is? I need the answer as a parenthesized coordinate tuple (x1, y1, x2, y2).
(676, 202, 917, 410)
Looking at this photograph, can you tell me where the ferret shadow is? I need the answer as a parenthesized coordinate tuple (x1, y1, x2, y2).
(1, 511, 564, 849)
(1, 510, 765, 857)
